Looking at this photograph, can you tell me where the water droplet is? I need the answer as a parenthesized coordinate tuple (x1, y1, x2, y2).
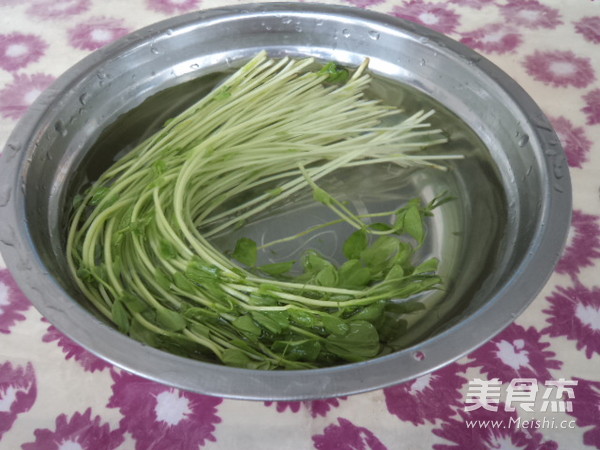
(79, 92, 88, 106)
(150, 45, 160, 55)
(282, 17, 292, 24)
(3, 142, 21, 162)
(342, 28, 350, 38)
(0, 224, 16, 247)
(517, 134, 529, 147)
(96, 70, 107, 80)
(466, 55, 481, 65)
(368, 30, 380, 40)
(316, 19, 324, 26)
(295, 25, 302, 32)
(0, 186, 11, 207)
(225, 57, 232, 67)
(54, 120, 67, 137)
(165, 28, 174, 36)
(190, 63, 200, 70)
(419, 58, 426, 66)
(553, 160, 565, 179)
(265, 24, 272, 31)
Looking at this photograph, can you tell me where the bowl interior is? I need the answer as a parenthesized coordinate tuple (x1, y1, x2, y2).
(1, 4, 570, 399)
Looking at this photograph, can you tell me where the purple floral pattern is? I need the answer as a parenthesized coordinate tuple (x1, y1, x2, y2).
(574, 16, 600, 45)
(466, 324, 561, 383)
(460, 23, 522, 54)
(567, 378, 600, 449)
(433, 405, 558, 449)
(500, 0, 562, 30)
(68, 17, 130, 51)
(549, 116, 591, 168)
(0, 72, 55, 119)
(523, 50, 595, 88)
(391, 1, 460, 35)
(27, 0, 91, 19)
(22, 408, 124, 450)
(556, 210, 600, 277)
(384, 363, 467, 425)
(0, 33, 47, 72)
(42, 319, 113, 372)
(582, 89, 600, 126)
(0, 269, 31, 334)
(448, 0, 494, 9)
(146, 0, 200, 15)
(543, 282, 600, 359)
(343, 0, 386, 8)
(107, 370, 222, 449)
(0, 361, 37, 439)
(264, 397, 347, 418)
(0, 0, 598, 447)
(313, 418, 387, 450)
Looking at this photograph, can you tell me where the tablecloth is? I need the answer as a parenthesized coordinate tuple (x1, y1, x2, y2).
(0, 0, 599, 448)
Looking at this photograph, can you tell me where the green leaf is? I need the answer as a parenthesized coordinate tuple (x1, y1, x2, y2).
(361, 236, 400, 274)
(155, 268, 173, 290)
(120, 293, 147, 313)
(320, 314, 349, 336)
(232, 237, 257, 267)
(89, 186, 111, 206)
(159, 239, 178, 259)
(72, 193, 84, 210)
(271, 339, 321, 362)
(232, 315, 262, 337)
(248, 293, 278, 307)
(173, 272, 196, 292)
(338, 259, 371, 288)
(402, 205, 425, 244)
(222, 348, 252, 368)
(111, 300, 131, 334)
(315, 265, 338, 287)
(186, 259, 221, 283)
(317, 62, 350, 84)
(348, 301, 386, 322)
(393, 242, 414, 268)
(303, 250, 334, 274)
(156, 307, 187, 332)
(189, 322, 211, 338)
(343, 229, 368, 260)
(129, 318, 158, 346)
(325, 321, 380, 361)
(152, 160, 167, 176)
(259, 261, 296, 276)
(76, 267, 94, 283)
(289, 309, 316, 328)
(413, 257, 439, 274)
(368, 222, 392, 232)
(387, 301, 426, 314)
(251, 311, 288, 334)
(428, 191, 455, 211)
(184, 306, 218, 322)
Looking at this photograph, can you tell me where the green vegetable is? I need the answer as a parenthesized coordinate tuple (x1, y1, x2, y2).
(66, 51, 459, 370)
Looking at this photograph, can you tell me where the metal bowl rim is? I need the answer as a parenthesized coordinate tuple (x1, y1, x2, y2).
(0, 2, 571, 400)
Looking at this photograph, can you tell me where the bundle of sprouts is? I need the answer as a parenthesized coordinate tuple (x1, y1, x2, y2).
(67, 51, 460, 369)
